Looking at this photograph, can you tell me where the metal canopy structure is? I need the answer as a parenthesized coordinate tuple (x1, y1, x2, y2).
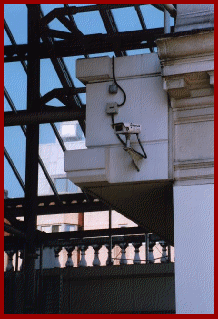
(4, 4, 176, 313)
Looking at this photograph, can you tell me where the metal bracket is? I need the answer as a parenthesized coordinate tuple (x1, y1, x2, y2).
(124, 147, 144, 172)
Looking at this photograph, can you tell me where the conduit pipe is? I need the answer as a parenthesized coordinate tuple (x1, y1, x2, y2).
(162, 4, 177, 18)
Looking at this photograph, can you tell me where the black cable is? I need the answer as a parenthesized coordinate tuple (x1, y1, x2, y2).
(136, 134, 147, 159)
(110, 58, 147, 163)
(112, 56, 126, 107)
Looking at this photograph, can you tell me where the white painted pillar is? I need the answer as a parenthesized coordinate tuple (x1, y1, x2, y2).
(156, 12, 214, 312)
(173, 184, 214, 314)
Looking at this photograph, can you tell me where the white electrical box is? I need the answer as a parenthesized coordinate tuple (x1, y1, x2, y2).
(106, 102, 118, 115)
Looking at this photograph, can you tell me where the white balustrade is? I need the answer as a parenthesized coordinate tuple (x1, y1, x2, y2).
(4, 234, 173, 271)
(119, 243, 128, 265)
(132, 242, 142, 264)
(65, 246, 75, 267)
(105, 243, 114, 266)
(19, 250, 24, 271)
(54, 246, 62, 268)
(160, 241, 168, 263)
(5, 250, 15, 272)
(148, 241, 155, 264)
(78, 245, 88, 267)
(92, 244, 102, 266)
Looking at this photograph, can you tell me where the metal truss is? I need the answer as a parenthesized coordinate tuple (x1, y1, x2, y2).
(4, 193, 110, 217)
(4, 87, 62, 202)
(4, 147, 25, 191)
(5, 27, 173, 63)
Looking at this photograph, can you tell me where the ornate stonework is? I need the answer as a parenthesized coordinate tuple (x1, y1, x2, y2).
(156, 30, 214, 186)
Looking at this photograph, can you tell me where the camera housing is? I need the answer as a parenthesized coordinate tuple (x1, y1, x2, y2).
(113, 122, 141, 134)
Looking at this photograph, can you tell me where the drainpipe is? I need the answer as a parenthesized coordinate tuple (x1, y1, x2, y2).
(162, 4, 177, 18)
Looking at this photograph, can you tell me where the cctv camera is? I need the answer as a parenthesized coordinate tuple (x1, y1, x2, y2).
(113, 122, 141, 134)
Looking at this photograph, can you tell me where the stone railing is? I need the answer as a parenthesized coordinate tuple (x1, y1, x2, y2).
(4, 233, 174, 272)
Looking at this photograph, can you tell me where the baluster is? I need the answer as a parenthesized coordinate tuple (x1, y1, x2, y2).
(92, 244, 102, 266)
(148, 241, 155, 264)
(54, 246, 62, 268)
(78, 245, 88, 267)
(168, 244, 171, 263)
(160, 241, 168, 263)
(34, 248, 40, 270)
(15, 249, 19, 272)
(20, 250, 24, 271)
(132, 242, 142, 264)
(119, 243, 128, 265)
(5, 250, 15, 272)
(65, 246, 75, 267)
(105, 243, 114, 266)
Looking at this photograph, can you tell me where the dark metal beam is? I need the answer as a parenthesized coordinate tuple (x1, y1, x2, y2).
(4, 193, 109, 217)
(40, 87, 86, 105)
(4, 223, 26, 238)
(134, 5, 154, 52)
(4, 19, 28, 73)
(39, 6, 86, 134)
(4, 108, 85, 126)
(23, 5, 41, 313)
(5, 201, 109, 217)
(4, 210, 27, 232)
(152, 4, 165, 12)
(99, 7, 126, 57)
(40, 226, 150, 243)
(134, 5, 147, 30)
(4, 19, 67, 153)
(5, 193, 102, 206)
(62, 4, 89, 58)
(50, 123, 66, 152)
(40, 4, 144, 26)
(4, 28, 170, 62)
(40, 233, 162, 249)
(4, 147, 25, 191)
(4, 87, 62, 202)
(5, 17, 68, 188)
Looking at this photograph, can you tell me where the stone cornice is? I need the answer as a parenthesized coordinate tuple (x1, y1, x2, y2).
(174, 114, 214, 125)
(174, 159, 214, 171)
(156, 30, 214, 61)
(171, 95, 214, 109)
(156, 30, 214, 81)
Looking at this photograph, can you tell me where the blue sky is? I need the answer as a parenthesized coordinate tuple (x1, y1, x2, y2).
(4, 4, 174, 198)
